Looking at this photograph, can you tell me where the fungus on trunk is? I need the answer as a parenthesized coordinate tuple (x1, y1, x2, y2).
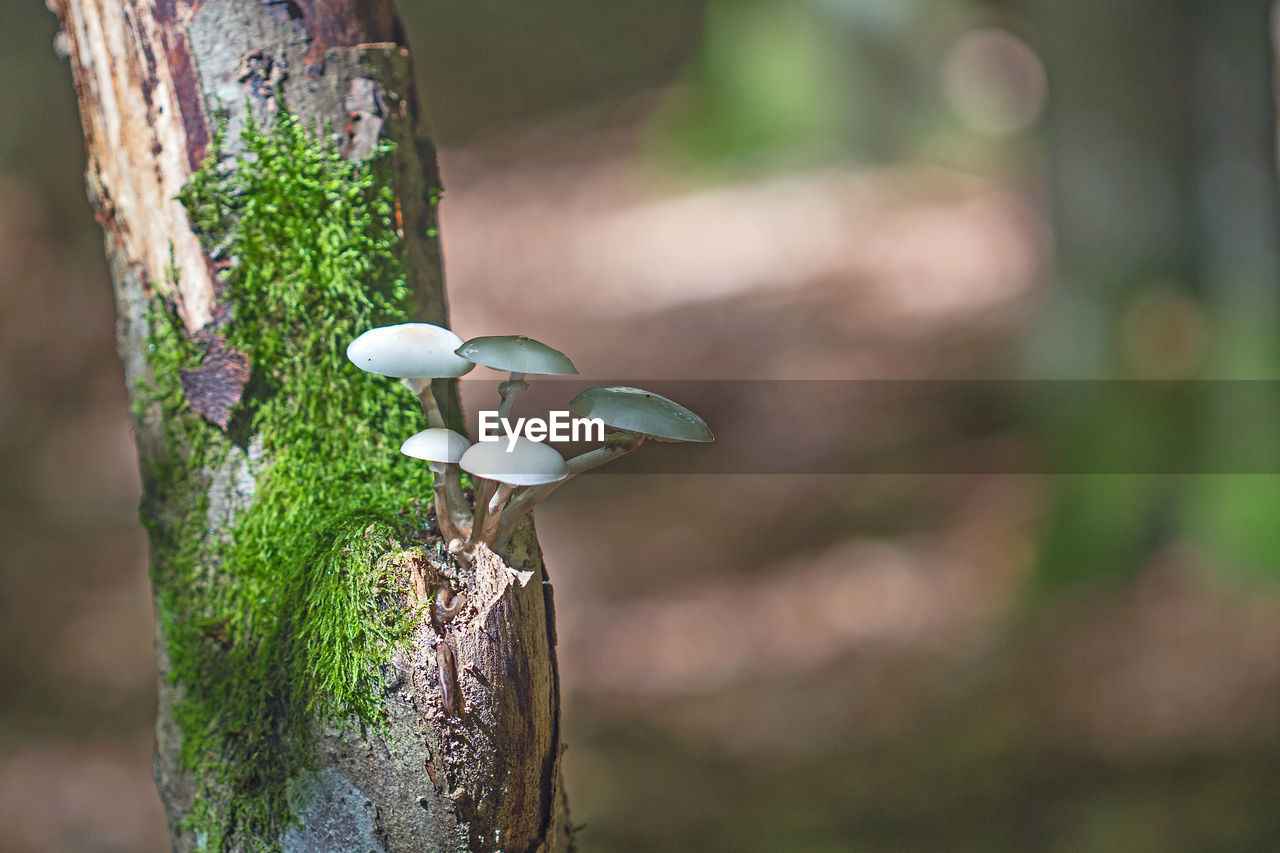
(346, 322, 475, 426)
(347, 323, 475, 533)
(400, 427, 472, 543)
(350, 329, 713, 559)
(459, 436, 568, 549)
(455, 334, 578, 420)
(494, 386, 713, 547)
(454, 334, 577, 543)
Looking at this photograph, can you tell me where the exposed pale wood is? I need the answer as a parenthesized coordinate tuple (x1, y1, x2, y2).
(57, 0, 215, 328)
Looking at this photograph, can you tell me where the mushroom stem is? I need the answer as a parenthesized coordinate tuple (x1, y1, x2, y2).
(470, 475, 497, 549)
(566, 433, 647, 475)
(418, 388, 446, 429)
(469, 379, 512, 538)
(496, 372, 528, 421)
(488, 482, 513, 515)
(466, 477, 498, 551)
(475, 483, 515, 545)
(494, 433, 645, 549)
(428, 462, 462, 543)
(405, 379, 471, 532)
(445, 463, 471, 536)
(401, 377, 446, 428)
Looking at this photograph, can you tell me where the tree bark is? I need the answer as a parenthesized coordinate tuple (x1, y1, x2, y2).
(51, 0, 572, 850)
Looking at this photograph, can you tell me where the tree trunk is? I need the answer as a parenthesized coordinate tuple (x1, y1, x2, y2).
(51, 1, 572, 850)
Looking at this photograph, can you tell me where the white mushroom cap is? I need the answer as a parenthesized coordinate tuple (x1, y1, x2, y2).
(569, 386, 714, 442)
(459, 437, 569, 487)
(347, 323, 475, 379)
(401, 428, 472, 464)
(454, 335, 578, 376)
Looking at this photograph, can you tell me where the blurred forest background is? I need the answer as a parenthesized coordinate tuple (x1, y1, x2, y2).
(5, 0, 1280, 850)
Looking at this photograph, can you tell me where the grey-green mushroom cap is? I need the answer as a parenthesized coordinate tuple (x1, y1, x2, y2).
(455, 335, 578, 376)
(569, 386, 714, 443)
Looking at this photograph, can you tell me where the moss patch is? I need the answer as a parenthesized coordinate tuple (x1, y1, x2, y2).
(140, 111, 438, 851)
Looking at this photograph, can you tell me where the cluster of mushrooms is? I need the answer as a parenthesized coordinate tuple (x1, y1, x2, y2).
(346, 323, 714, 556)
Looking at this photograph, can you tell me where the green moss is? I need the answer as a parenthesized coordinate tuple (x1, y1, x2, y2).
(138, 111, 438, 851)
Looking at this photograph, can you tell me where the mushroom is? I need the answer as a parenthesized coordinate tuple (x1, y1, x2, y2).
(453, 335, 577, 534)
(348, 323, 476, 535)
(459, 436, 568, 548)
(346, 323, 475, 428)
(454, 335, 578, 420)
(494, 386, 713, 546)
(568, 384, 715, 442)
(400, 427, 472, 543)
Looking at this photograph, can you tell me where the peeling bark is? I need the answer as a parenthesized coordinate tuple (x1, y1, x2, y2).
(331, 525, 573, 853)
(53, 0, 571, 849)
